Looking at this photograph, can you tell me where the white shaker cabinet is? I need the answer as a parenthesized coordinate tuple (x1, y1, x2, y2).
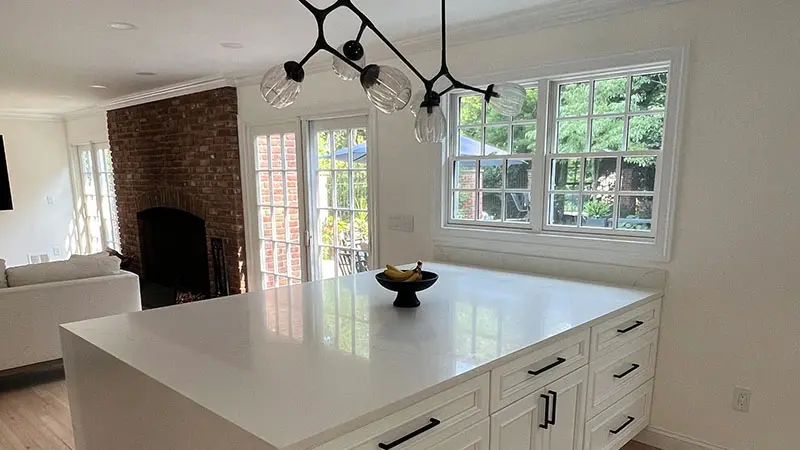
(491, 366, 588, 450)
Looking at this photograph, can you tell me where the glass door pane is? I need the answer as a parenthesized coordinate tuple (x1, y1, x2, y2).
(255, 132, 305, 289)
(309, 119, 371, 280)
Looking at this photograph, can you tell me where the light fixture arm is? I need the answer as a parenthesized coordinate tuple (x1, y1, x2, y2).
(291, 0, 495, 100)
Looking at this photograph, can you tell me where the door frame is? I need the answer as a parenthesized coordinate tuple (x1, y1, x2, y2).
(242, 120, 311, 290)
(302, 109, 380, 280)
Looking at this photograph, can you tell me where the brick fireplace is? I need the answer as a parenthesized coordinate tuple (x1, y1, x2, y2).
(107, 87, 248, 306)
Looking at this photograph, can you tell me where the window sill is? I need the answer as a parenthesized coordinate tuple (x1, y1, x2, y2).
(432, 224, 670, 264)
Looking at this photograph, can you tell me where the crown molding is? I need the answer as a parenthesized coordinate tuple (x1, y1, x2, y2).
(63, 75, 235, 119)
(0, 111, 63, 122)
(234, 0, 692, 86)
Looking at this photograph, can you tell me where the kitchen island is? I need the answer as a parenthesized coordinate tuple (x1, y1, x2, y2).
(61, 263, 662, 450)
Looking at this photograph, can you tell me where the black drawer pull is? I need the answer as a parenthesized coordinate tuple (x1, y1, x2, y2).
(613, 363, 640, 379)
(609, 416, 635, 434)
(538, 393, 550, 429)
(617, 321, 644, 334)
(378, 418, 440, 449)
(528, 357, 566, 376)
(547, 390, 557, 426)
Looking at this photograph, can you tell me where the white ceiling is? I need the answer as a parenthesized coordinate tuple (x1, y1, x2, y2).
(0, 0, 595, 115)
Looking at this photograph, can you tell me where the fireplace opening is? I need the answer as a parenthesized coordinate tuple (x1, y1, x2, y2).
(138, 207, 210, 308)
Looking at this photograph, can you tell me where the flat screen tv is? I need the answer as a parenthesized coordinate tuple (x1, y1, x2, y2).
(0, 136, 12, 210)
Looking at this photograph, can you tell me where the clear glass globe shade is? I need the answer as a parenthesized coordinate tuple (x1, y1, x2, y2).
(409, 91, 425, 118)
(361, 65, 412, 114)
(487, 82, 527, 117)
(414, 106, 447, 143)
(332, 43, 365, 81)
(261, 65, 301, 109)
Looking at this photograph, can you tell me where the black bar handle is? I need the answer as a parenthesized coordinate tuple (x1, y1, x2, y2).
(538, 394, 550, 429)
(528, 357, 567, 376)
(613, 363, 641, 379)
(547, 390, 557, 425)
(378, 418, 440, 449)
(617, 321, 644, 334)
(609, 416, 635, 434)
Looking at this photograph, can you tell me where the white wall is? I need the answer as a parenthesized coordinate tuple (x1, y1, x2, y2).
(65, 112, 108, 144)
(239, 0, 800, 448)
(0, 119, 74, 266)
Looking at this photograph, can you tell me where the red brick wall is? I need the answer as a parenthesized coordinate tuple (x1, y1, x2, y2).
(255, 133, 302, 288)
(107, 87, 247, 295)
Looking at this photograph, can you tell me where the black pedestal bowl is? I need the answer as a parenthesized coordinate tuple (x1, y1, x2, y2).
(375, 271, 439, 308)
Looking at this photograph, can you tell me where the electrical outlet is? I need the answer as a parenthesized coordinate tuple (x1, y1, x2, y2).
(52, 246, 62, 257)
(46, 195, 55, 205)
(733, 386, 751, 412)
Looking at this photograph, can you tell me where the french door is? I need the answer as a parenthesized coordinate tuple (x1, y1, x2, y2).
(307, 117, 375, 280)
(247, 115, 375, 291)
(250, 125, 308, 289)
(74, 143, 120, 253)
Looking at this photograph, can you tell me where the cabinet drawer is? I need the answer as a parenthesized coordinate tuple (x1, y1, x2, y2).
(313, 373, 489, 450)
(584, 380, 653, 450)
(586, 329, 658, 418)
(590, 298, 661, 360)
(490, 329, 589, 413)
(406, 417, 490, 450)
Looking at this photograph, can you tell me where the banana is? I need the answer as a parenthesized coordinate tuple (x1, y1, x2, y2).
(406, 271, 422, 282)
(384, 266, 415, 281)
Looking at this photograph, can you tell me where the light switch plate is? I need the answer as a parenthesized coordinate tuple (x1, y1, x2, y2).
(388, 214, 414, 233)
(46, 195, 55, 205)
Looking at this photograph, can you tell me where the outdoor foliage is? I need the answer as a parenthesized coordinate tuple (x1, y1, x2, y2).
(317, 129, 369, 258)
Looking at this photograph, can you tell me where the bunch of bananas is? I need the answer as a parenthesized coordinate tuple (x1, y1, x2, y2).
(383, 261, 424, 282)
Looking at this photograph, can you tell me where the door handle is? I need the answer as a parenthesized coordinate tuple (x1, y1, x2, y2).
(547, 390, 557, 426)
(538, 393, 550, 429)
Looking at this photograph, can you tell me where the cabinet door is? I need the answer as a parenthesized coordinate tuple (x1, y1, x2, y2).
(490, 386, 548, 450)
(544, 366, 588, 450)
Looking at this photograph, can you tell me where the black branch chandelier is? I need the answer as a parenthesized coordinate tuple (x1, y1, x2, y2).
(260, 0, 527, 143)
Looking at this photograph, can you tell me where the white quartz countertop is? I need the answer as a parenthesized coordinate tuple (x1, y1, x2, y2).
(62, 263, 660, 450)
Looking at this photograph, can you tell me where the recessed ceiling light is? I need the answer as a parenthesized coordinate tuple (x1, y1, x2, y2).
(90, 84, 108, 89)
(136, 72, 157, 76)
(108, 22, 136, 30)
(57, 95, 74, 99)
(220, 42, 244, 49)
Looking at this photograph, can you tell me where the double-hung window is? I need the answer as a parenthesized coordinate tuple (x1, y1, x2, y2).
(442, 50, 684, 262)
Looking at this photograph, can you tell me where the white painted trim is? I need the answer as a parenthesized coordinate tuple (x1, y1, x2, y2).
(635, 426, 729, 450)
(233, 0, 694, 86)
(0, 111, 63, 122)
(63, 76, 235, 119)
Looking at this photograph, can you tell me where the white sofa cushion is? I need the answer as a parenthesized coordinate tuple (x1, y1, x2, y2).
(6, 256, 121, 287)
(0, 259, 7, 288)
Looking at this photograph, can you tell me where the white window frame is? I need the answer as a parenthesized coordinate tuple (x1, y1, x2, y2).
(303, 112, 380, 279)
(434, 47, 687, 263)
(69, 142, 120, 254)
(242, 121, 311, 290)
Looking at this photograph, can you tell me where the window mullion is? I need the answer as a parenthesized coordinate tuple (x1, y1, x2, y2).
(530, 80, 549, 232)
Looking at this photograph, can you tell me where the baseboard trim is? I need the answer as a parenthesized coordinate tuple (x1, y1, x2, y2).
(635, 426, 728, 450)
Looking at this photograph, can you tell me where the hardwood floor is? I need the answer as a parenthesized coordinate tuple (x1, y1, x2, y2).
(0, 377, 658, 450)
(0, 374, 74, 450)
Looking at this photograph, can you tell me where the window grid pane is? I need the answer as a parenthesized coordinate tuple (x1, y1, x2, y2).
(545, 70, 668, 234)
(450, 87, 538, 226)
